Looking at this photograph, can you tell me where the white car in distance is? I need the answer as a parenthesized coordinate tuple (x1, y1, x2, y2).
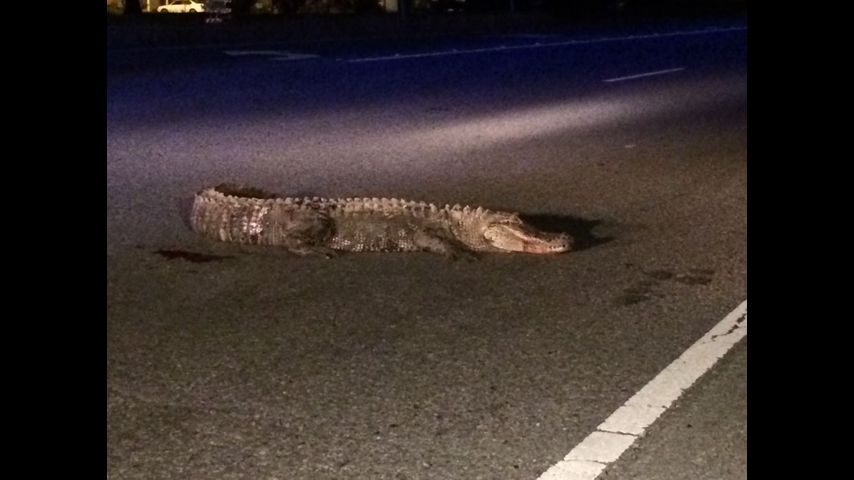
(157, 0, 206, 13)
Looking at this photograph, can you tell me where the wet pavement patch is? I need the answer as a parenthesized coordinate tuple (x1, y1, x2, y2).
(642, 268, 715, 286)
(643, 269, 675, 280)
(616, 284, 666, 306)
(673, 273, 714, 285)
(617, 267, 716, 306)
(154, 249, 233, 263)
(616, 290, 653, 306)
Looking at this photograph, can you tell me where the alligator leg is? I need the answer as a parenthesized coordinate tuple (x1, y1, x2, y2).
(263, 206, 337, 258)
(412, 229, 479, 261)
(284, 244, 338, 259)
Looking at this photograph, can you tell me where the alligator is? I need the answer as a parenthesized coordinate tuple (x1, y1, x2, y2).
(190, 184, 572, 258)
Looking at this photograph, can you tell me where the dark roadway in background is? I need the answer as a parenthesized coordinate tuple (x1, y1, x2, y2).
(107, 16, 746, 480)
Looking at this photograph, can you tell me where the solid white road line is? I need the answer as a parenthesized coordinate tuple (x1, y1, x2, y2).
(537, 300, 747, 480)
(603, 67, 686, 83)
(347, 26, 745, 63)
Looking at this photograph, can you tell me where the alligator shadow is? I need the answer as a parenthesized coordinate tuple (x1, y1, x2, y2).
(519, 214, 615, 252)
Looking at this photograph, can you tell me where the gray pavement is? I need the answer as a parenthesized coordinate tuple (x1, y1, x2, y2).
(108, 21, 747, 479)
(600, 339, 747, 480)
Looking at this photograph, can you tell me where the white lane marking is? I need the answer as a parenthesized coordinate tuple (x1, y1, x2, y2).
(537, 300, 747, 480)
(346, 26, 745, 63)
(223, 50, 319, 61)
(603, 67, 685, 83)
(223, 49, 289, 56)
(269, 53, 321, 61)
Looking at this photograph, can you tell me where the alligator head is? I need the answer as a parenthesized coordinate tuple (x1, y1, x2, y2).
(481, 215, 573, 254)
(450, 208, 572, 254)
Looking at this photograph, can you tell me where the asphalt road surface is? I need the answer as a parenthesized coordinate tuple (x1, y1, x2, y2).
(107, 16, 747, 480)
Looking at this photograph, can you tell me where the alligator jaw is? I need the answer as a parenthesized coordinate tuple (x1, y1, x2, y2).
(482, 224, 572, 254)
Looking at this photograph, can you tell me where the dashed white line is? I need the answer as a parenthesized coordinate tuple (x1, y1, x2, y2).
(269, 53, 321, 61)
(537, 300, 747, 480)
(346, 26, 745, 63)
(223, 50, 320, 61)
(603, 67, 686, 83)
(223, 49, 290, 56)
